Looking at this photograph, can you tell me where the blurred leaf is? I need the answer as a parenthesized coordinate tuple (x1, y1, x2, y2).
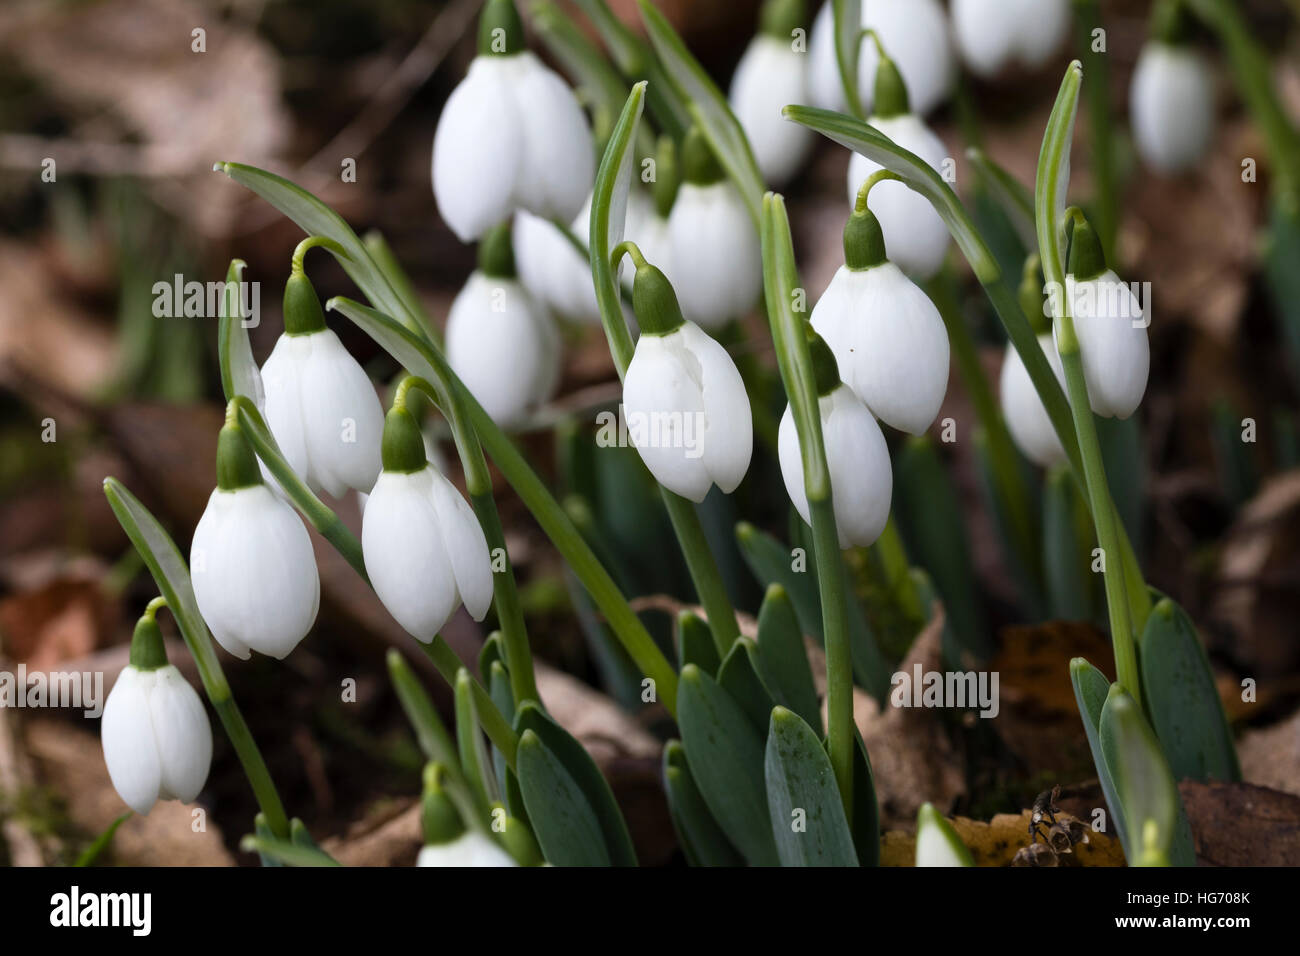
(1043, 465, 1097, 622)
(915, 803, 974, 866)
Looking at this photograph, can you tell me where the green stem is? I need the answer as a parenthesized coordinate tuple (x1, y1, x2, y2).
(291, 236, 349, 276)
(421, 638, 519, 768)
(1072, 0, 1119, 259)
(811, 497, 854, 821)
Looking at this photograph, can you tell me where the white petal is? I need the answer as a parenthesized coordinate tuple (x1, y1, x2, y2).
(820, 387, 892, 546)
(190, 486, 320, 660)
(362, 470, 460, 642)
(432, 57, 522, 241)
(677, 322, 753, 494)
(147, 666, 212, 804)
(857, 0, 954, 117)
(295, 329, 384, 497)
(101, 667, 162, 816)
(261, 335, 314, 491)
(807, 3, 847, 112)
(951, 0, 1070, 77)
(730, 36, 813, 186)
(777, 404, 813, 528)
(426, 467, 495, 621)
(1131, 43, 1215, 175)
(1000, 335, 1067, 467)
(811, 264, 950, 435)
(417, 831, 517, 867)
(622, 331, 712, 502)
(445, 273, 560, 427)
(1064, 271, 1149, 418)
(915, 805, 970, 866)
(513, 53, 595, 224)
(847, 115, 951, 280)
(667, 183, 761, 329)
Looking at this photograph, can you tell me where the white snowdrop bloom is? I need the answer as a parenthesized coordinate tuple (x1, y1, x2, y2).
(1130, 41, 1215, 175)
(620, 255, 753, 502)
(666, 128, 762, 329)
(261, 272, 384, 498)
(512, 207, 601, 325)
(362, 405, 493, 643)
(446, 226, 561, 427)
(102, 613, 212, 817)
(431, 0, 593, 241)
(417, 831, 519, 868)
(1000, 333, 1068, 468)
(778, 381, 892, 549)
(811, 208, 950, 435)
(191, 423, 321, 660)
(1058, 218, 1150, 419)
(729, 0, 813, 186)
(915, 803, 972, 867)
(808, 0, 954, 117)
(951, 0, 1071, 78)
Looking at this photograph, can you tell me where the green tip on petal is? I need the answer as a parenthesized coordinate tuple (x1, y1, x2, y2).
(478, 0, 525, 56)
(1066, 214, 1107, 281)
(681, 125, 725, 186)
(283, 271, 327, 336)
(478, 222, 516, 278)
(760, 0, 805, 40)
(215, 420, 263, 491)
(128, 613, 169, 671)
(381, 405, 428, 473)
(421, 764, 466, 846)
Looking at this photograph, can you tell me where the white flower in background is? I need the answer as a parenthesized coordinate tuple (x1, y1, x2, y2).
(950, 0, 1071, 78)
(102, 611, 212, 817)
(1130, 42, 1215, 175)
(809, 0, 954, 117)
(1001, 334, 1068, 467)
(1059, 218, 1150, 419)
(262, 272, 384, 498)
(846, 48, 950, 280)
(666, 128, 762, 330)
(446, 225, 561, 427)
(620, 253, 753, 502)
(417, 832, 519, 867)
(191, 422, 321, 660)
(431, 0, 593, 241)
(362, 405, 493, 643)
(729, 0, 813, 186)
(778, 348, 892, 549)
(915, 803, 973, 867)
(812, 207, 950, 435)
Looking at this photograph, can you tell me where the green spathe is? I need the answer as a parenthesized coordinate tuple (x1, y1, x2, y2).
(478, 0, 525, 57)
(129, 614, 168, 671)
(215, 421, 262, 491)
(381, 405, 428, 474)
(283, 271, 327, 336)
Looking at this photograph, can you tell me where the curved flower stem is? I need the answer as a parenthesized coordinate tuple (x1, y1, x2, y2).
(392, 375, 538, 706)
(761, 192, 854, 821)
(291, 235, 350, 276)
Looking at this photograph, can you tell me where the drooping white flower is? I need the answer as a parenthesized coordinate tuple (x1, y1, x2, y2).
(446, 226, 561, 427)
(729, 0, 813, 186)
(778, 382, 892, 549)
(102, 613, 212, 817)
(665, 128, 761, 330)
(951, 0, 1071, 78)
(262, 272, 384, 498)
(811, 208, 950, 435)
(362, 406, 493, 643)
(1130, 41, 1215, 175)
(621, 256, 752, 502)
(191, 424, 321, 661)
(417, 831, 519, 867)
(431, 1, 593, 242)
(1000, 333, 1068, 468)
(915, 803, 973, 867)
(809, 0, 954, 117)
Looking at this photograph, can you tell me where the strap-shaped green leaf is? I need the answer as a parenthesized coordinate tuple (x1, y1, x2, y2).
(513, 702, 638, 866)
(677, 665, 780, 866)
(455, 668, 501, 812)
(1070, 657, 1129, 854)
(965, 147, 1036, 249)
(663, 741, 744, 866)
(515, 729, 610, 866)
(717, 637, 777, 734)
(848, 730, 881, 866)
(831, 0, 864, 119)
(217, 259, 263, 406)
(1139, 598, 1240, 783)
(677, 612, 720, 677)
(755, 585, 821, 731)
(765, 707, 858, 866)
(1043, 466, 1096, 622)
(637, 0, 765, 223)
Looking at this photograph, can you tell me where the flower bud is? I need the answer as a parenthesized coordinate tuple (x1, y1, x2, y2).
(951, 0, 1071, 78)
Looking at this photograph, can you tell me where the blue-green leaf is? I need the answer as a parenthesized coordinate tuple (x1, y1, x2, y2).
(755, 585, 821, 731)
(764, 707, 858, 866)
(663, 741, 744, 866)
(677, 612, 720, 677)
(717, 637, 777, 734)
(514, 729, 610, 866)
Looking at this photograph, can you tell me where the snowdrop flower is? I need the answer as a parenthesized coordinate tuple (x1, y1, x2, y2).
(915, 803, 974, 867)
(1059, 215, 1149, 419)
(1130, 5, 1214, 176)
(618, 245, 753, 502)
(261, 268, 384, 498)
(778, 332, 892, 548)
(729, 0, 813, 186)
(812, 198, 950, 435)
(191, 416, 321, 660)
(446, 223, 561, 427)
(362, 397, 493, 643)
(951, 0, 1071, 78)
(1001, 258, 1067, 467)
(417, 764, 518, 867)
(809, 0, 954, 117)
(102, 606, 212, 816)
(431, 0, 594, 241)
(666, 127, 761, 330)
(846, 43, 950, 280)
